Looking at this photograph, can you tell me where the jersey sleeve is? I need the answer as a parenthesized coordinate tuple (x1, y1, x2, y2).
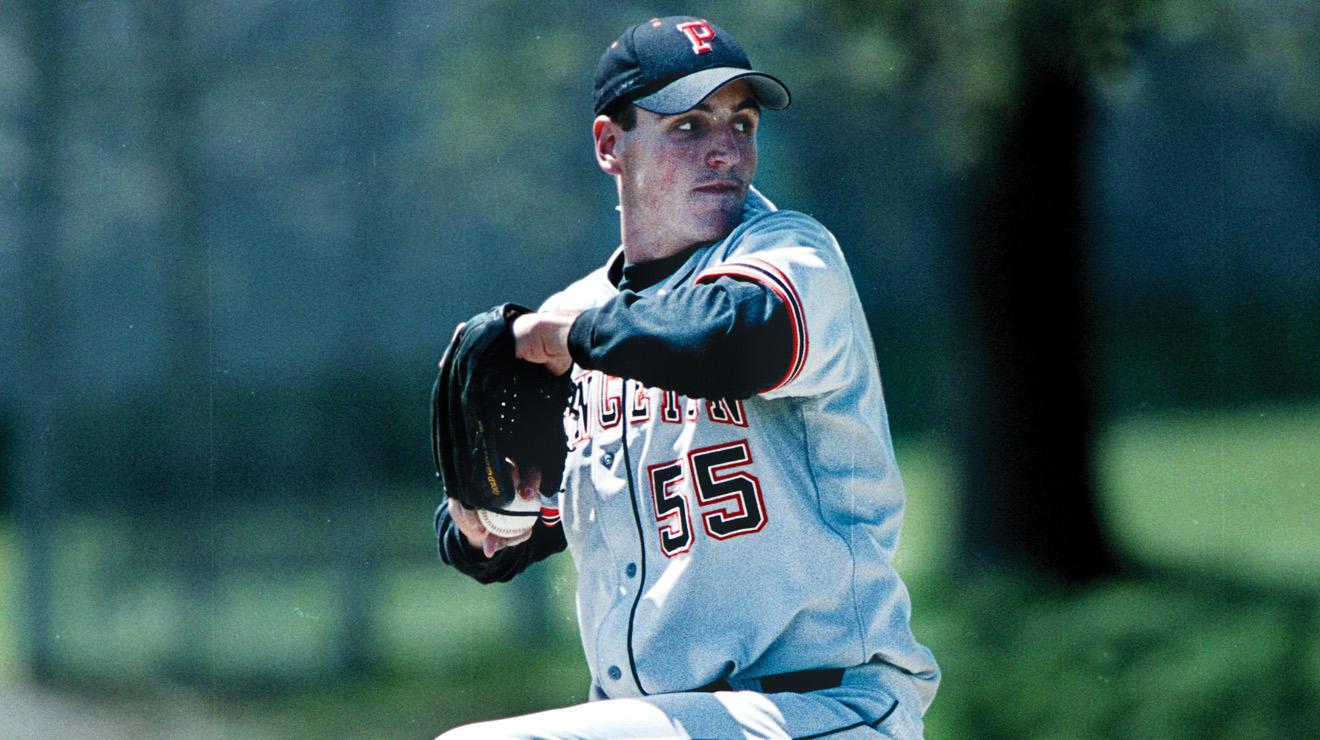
(693, 211, 865, 399)
(538, 260, 616, 314)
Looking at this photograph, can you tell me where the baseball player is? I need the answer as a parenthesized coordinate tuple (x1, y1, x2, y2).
(435, 16, 939, 739)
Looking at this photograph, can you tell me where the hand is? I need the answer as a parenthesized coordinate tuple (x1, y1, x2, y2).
(513, 312, 578, 376)
(448, 460, 542, 558)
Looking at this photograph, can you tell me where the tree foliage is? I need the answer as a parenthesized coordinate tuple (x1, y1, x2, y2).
(820, 0, 1317, 167)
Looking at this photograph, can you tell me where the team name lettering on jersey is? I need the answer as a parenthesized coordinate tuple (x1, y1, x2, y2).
(565, 370, 749, 448)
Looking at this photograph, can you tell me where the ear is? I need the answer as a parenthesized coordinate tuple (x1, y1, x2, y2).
(593, 115, 624, 177)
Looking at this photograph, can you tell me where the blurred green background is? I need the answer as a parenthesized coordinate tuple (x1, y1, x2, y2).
(2, 1, 1318, 738)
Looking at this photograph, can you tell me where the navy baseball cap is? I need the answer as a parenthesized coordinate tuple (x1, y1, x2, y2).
(593, 16, 791, 116)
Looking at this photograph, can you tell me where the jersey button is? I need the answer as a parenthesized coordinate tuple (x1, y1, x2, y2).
(601, 452, 614, 467)
(625, 563, 637, 578)
(607, 665, 622, 681)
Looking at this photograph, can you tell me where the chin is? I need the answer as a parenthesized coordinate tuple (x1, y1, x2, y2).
(691, 205, 743, 241)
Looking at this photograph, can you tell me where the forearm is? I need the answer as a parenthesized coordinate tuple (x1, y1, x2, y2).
(567, 277, 793, 399)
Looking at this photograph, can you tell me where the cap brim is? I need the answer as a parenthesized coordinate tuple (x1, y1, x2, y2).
(632, 67, 790, 115)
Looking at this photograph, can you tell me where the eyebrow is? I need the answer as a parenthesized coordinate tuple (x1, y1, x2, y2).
(691, 97, 761, 115)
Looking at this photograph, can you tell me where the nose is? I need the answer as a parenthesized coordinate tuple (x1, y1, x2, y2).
(704, 124, 741, 170)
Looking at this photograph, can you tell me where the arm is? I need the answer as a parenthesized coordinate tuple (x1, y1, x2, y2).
(515, 276, 793, 399)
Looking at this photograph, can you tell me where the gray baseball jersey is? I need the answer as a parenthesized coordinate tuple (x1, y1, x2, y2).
(538, 188, 940, 710)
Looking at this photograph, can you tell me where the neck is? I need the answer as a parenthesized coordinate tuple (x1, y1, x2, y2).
(618, 206, 684, 264)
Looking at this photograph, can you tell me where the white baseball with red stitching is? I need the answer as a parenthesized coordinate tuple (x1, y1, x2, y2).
(477, 495, 540, 538)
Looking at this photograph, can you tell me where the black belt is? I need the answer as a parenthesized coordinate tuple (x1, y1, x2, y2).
(698, 667, 846, 694)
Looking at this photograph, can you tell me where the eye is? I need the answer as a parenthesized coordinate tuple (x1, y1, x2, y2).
(676, 119, 696, 132)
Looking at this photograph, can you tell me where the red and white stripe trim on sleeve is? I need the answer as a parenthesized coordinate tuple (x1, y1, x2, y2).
(540, 504, 561, 527)
(694, 257, 808, 392)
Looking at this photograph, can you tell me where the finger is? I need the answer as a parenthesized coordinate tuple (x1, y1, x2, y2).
(512, 313, 575, 374)
(548, 356, 572, 376)
(520, 467, 542, 500)
(512, 314, 550, 363)
(504, 458, 541, 500)
(503, 457, 525, 500)
(448, 498, 489, 550)
(448, 497, 480, 527)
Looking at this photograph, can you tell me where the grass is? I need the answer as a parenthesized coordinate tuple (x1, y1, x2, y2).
(2, 400, 1318, 738)
(917, 567, 1319, 739)
(1098, 402, 1320, 586)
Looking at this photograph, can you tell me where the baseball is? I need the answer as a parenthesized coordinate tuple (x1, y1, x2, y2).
(477, 495, 541, 538)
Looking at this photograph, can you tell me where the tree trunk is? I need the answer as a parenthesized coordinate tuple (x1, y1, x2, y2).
(954, 2, 1119, 583)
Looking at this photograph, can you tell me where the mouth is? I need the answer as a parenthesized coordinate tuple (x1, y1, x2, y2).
(693, 180, 742, 196)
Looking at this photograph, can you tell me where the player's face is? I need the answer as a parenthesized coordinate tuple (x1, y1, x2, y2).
(616, 81, 760, 255)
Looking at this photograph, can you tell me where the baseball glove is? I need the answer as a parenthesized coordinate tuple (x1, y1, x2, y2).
(431, 303, 574, 516)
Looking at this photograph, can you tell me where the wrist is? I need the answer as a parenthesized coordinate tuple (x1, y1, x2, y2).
(566, 308, 597, 368)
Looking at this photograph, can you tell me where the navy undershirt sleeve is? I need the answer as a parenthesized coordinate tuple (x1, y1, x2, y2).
(566, 276, 794, 400)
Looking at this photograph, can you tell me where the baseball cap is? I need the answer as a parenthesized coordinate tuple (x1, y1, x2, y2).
(593, 16, 791, 116)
